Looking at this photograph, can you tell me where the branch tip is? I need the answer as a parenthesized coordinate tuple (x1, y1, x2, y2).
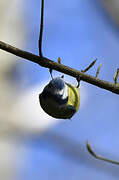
(86, 141, 96, 157)
(86, 141, 119, 165)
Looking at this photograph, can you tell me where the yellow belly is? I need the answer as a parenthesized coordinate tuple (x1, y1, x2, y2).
(66, 83, 80, 112)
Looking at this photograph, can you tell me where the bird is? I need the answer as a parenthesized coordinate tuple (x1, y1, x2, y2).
(39, 76, 80, 119)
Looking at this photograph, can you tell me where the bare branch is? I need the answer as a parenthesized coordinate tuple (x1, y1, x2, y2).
(86, 141, 119, 165)
(0, 40, 119, 94)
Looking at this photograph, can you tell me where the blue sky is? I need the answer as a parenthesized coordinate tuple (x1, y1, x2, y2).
(13, 0, 119, 179)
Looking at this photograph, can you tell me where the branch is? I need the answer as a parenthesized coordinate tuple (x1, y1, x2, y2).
(0, 40, 119, 94)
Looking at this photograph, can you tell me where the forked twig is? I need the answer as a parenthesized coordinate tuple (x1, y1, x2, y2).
(86, 141, 119, 165)
(39, 0, 44, 57)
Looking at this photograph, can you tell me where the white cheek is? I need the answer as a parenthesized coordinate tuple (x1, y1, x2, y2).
(61, 86, 68, 99)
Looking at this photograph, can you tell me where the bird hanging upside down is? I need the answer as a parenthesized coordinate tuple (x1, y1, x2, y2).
(39, 76, 80, 119)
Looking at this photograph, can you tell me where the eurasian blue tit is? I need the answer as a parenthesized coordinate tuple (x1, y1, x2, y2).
(39, 76, 80, 119)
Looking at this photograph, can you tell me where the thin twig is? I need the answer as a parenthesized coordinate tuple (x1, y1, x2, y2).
(113, 68, 119, 84)
(96, 64, 102, 78)
(58, 57, 61, 64)
(81, 59, 97, 73)
(39, 0, 44, 57)
(0, 41, 119, 94)
(86, 141, 119, 165)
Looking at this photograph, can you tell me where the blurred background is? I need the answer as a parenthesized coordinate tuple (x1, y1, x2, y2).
(0, 0, 119, 179)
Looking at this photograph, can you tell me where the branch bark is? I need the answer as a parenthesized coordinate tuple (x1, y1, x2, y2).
(0, 40, 119, 94)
